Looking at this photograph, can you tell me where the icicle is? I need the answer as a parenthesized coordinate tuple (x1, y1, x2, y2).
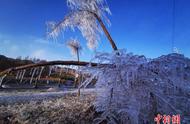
(30, 68, 37, 84)
(34, 68, 40, 84)
(15, 71, 19, 79)
(47, 66, 53, 84)
(66, 67, 69, 74)
(35, 67, 40, 76)
(0, 74, 7, 86)
(47, 80, 49, 84)
(59, 68, 62, 76)
(48, 66, 53, 76)
(29, 68, 33, 76)
(38, 66, 44, 80)
(57, 68, 62, 86)
(18, 70, 23, 80)
(20, 69, 26, 83)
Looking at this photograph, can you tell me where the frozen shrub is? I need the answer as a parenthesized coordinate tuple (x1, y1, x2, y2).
(80, 50, 190, 124)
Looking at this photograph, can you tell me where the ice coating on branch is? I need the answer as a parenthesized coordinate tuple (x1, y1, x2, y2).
(80, 50, 190, 123)
(67, 0, 111, 16)
(47, 0, 111, 49)
(0, 74, 7, 86)
(67, 38, 82, 56)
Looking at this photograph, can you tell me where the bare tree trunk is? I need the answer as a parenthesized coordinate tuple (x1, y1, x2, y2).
(92, 12, 118, 51)
(77, 48, 80, 62)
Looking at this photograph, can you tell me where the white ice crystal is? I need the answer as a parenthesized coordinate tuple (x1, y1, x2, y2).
(47, 0, 111, 49)
(67, 38, 82, 56)
(80, 50, 190, 124)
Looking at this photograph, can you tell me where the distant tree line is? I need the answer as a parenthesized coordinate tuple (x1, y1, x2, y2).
(15, 56, 46, 63)
(0, 55, 48, 71)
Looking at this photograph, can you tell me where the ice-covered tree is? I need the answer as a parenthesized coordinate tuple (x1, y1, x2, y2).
(47, 0, 118, 51)
(67, 38, 82, 62)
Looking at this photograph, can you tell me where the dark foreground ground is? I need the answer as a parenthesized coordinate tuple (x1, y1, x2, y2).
(0, 87, 96, 124)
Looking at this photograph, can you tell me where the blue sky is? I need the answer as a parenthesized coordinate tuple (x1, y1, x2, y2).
(0, 0, 190, 61)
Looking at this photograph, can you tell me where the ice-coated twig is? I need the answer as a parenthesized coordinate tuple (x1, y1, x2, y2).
(67, 38, 82, 61)
(47, 0, 116, 50)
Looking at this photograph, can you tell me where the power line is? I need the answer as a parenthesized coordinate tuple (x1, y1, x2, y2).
(171, 0, 176, 52)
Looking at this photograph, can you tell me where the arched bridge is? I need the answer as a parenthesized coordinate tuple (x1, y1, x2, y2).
(0, 60, 108, 88)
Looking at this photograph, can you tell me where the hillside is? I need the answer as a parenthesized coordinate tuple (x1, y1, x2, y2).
(0, 55, 33, 72)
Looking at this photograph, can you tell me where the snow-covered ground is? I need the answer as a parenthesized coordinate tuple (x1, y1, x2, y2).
(0, 88, 96, 105)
